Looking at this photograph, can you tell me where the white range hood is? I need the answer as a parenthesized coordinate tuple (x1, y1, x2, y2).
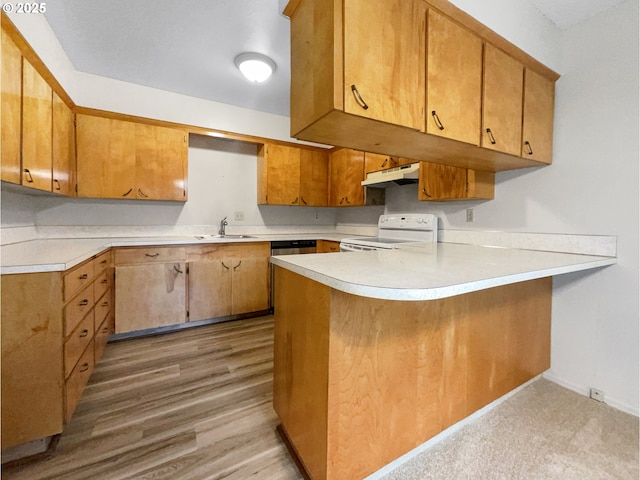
(361, 163, 419, 188)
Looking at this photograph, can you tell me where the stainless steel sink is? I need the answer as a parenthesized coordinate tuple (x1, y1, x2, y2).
(194, 234, 254, 240)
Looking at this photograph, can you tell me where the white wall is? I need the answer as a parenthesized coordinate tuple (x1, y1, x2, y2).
(340, 0, 639, 414)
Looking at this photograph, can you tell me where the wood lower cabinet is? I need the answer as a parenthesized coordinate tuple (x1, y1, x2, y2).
(316, 240, 341, 253)
(418, 162, 494, 201)
(188, 243, 270, 322)
(76, 114, 188, 201)
(522, 69, 555, 164)
(1, 250, 113, 448)
(114, 247, 187, 334)
(1, 27, 22, 184)
(258, 143, 328, 206)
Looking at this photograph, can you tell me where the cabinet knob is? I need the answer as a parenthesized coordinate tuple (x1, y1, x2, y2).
(431, 111, 445, 130)
(351, 84, 369, 110)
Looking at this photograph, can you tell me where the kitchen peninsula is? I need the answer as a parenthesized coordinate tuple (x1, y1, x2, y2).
(271, 244, 616, 480)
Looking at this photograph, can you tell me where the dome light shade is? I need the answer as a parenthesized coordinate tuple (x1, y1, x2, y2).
(235, 52, 276, 83)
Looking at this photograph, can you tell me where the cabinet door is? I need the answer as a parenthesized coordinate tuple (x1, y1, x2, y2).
(299, 149, 328, 206)
(135, 124, 188, 201)
(365, 153, 393, 174)
(522, 69, 554, 164)
(52, 92, 74, 196)
(329, 149, 364, 207)
(1, 28, 22, 184)
(22, 60, 52, 191)
(418, 162, 467, 200)
(115, 263, 186, 333)
(188, 260, 232, 321)
(482, 44, 523, 156)
(231, 257, 269, 315)
(343, 0, 426, 131)
(426, 10, 482, 145)
(77, 115, 136, 198)
(260, 143, 301, 205)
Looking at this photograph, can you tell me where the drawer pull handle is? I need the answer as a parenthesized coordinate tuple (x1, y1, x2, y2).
(339, 197, 345, 205)
(101, 301, 109, 307)
(54, 179, 61, 190)
(102, 327, 109, 333)
(233, 261, 242, 271)
(79, 274, 88, 280)
(291, 197, 298, 205)
(100, 259, 107, 265)
(79, 329, 89, 338)
(524, 140, 534, 155)
(23, 168, 34, 183)
(122, 188, 133, 197)
(345, 197, 351, 205)
(145, 253, 160, 258)
(422, 187, 432, 198)
(79, 363, 89, 372)
(351, 84, 369, 110)
(79, 299, 89, 306)
(301, 197, 307, 205)
(222, 262, 230, 270)
(138, 188, 149, 198)
(486, 128, 496, 145)
(432, 111, 445, 130)
(101, 279, 108, 284)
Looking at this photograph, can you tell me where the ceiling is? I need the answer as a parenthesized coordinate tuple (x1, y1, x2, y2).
(43, 0, 628, 117)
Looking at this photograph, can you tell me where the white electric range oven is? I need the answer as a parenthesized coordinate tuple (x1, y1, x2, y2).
(340, 213, 438, 252)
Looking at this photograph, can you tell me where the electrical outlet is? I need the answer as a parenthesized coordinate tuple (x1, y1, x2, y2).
(466, 208, 474, 223)
(590, 388, 605, 402)
(315, 213, 319, 220)
(234, 211, 244, 221)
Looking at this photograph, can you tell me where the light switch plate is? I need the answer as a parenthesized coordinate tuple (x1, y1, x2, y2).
(234, 211, 244, 221)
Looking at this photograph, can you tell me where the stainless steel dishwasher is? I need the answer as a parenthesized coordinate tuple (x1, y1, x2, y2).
(270, 240, 317, 311)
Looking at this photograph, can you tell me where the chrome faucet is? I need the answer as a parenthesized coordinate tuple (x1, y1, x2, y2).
(218, 216, 228, 236)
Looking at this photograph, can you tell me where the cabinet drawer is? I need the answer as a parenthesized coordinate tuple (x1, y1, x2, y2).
(64, 284, 95, 336)
(94, 316, 113, 365)
(64, 260, 95, 301)
(94, 269, 111, 300)
(65, 340, 95, 423)
(64, 312, 94, 379)
(115, 247, 186, 265)
(94, 289, 112, 328)
(94, 250, 111, 273)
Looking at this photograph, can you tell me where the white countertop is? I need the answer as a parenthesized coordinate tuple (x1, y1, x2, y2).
(270, 243, 616, 301)
(0, 234, 348, 274)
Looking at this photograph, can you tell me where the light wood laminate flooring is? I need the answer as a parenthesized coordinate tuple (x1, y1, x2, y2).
(3, 316, 303, 480)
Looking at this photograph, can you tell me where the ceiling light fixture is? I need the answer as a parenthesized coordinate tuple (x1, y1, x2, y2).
(234, 52, 276, 83)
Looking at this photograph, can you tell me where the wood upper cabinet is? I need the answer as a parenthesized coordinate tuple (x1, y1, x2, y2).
(364, 153, 414, 174)
(52, 92, 75, 196)
(188, 243, 270, 322)
(522, 69, 555, 164)
(343, 0, 426, 130)
(135, 123, 188, 200)
(482, 44, 524, 156)
(22, 59, 52, 192)
(329, 148, 364, 207)
(76, 114, 188, 200)
(257, 143, 328, 206)
(426, 9, 483, 145)
(418, 162, 494, 201)
(1, 27, 22, 184)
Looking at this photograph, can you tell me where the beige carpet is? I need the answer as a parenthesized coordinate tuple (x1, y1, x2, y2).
(382, 379, 638, 480)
